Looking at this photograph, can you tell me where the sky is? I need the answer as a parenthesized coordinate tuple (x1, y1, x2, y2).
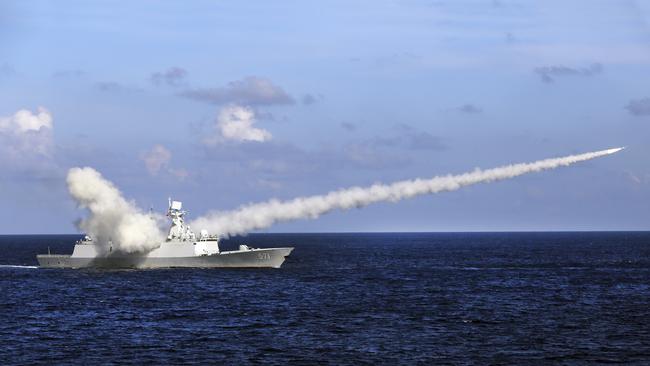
(1, 0, 649, 234)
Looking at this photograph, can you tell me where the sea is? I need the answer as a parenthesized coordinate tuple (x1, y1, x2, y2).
(1, 232, 649, 365)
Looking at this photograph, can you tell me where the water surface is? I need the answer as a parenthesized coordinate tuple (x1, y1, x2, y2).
(1, 232, 649, 364)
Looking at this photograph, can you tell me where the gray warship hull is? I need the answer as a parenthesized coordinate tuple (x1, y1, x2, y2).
(38, 199, 294, 269)
(37, 247, 293, 269)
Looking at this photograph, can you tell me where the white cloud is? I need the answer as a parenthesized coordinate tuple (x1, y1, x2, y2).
(206, 105, 272, 144)
(0, 107, 52, 133)
(0, 107, 54, 161)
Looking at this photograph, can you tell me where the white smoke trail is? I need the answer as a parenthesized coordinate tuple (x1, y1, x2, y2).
(67, 167, 166, 253)
(190, 147, 623, 237)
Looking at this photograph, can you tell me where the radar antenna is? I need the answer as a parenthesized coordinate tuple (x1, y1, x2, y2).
(166, 198, 196, 242)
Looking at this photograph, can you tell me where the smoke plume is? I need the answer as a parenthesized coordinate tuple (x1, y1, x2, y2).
(67, 167, 166, 253)
(190, 148, 623, 237)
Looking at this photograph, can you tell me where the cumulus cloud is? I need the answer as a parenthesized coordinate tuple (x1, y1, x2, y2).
(0, 107, 52, 133)
(150, 67, 188, 87)
(625, 97, 650, 116)
(205, 105, 272, 144)
(181, 76, 294, 106)
(0, 107, 53, 156)
(0, 107, 56, 174)
(534, 63, 603, 83)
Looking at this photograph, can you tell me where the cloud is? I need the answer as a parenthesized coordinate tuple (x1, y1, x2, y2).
(180, 76, 294, 106)
(0, 107, 52, 133)
(204, 105, 272, 145)
(0, 107, 56, 175)
(457, 104, 483, 114)
(150, 67, 188, 87)
(534, 63, 603, 83)
(625, 98, 650, 116)
(141, 144, 189, 180)
(254, 110, 283, 122)
(141, 144, 172, 175)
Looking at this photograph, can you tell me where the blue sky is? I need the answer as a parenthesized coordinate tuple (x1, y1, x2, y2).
(1, 0, 649, 233)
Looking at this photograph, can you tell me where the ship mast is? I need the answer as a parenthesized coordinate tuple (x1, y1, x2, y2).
(166, 198, 196, 241)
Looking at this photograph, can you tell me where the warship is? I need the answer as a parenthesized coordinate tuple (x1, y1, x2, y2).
(37, 200, 293, 269)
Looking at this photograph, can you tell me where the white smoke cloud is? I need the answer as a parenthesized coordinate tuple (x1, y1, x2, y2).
(67, 167, 166, 253)
(205, 105, 272, 144)
(190, 148, 623, 237)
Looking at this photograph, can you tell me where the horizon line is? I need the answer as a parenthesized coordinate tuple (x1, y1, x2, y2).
(1, 229, 649, 236)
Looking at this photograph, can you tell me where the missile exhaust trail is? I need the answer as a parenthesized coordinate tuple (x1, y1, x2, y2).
(190, 147, 624, 237)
